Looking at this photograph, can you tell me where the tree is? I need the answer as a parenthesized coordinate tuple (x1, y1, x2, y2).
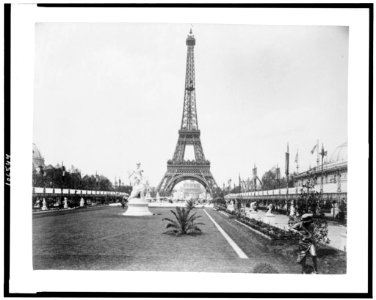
(213, 196, 226, 208)
(149, 187, 158, 198)
(99, 176, 113, 191)
(289, 180, 330, 246)
(261, 169, 294, 190)
(212, 187, 224, 199)
(32, 164, 115, 192)
(117, 185, 132, 194)
(261, 169, 279, 190)
(230, 186, 241, 193)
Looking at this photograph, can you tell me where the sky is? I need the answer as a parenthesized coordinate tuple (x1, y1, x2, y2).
(33, 23, 348, 187)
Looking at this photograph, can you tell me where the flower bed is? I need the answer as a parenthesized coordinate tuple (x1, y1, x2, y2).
(216, 206, 300, 241)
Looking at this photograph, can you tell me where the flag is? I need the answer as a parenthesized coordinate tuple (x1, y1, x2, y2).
(310, 144, 318, 154)
(295, 151, 299, 163)
(320, 145, 328, 157)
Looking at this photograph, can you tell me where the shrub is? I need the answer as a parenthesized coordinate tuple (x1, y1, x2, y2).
(290, 180, 330, 245)
(185, 199, 196, 211)
(162, 207, 204, 236)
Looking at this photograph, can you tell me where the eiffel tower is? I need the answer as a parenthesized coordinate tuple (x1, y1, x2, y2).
(157, 29, 217, 196)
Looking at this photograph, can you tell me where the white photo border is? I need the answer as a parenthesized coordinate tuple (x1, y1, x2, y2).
(5, 3, 371, 295)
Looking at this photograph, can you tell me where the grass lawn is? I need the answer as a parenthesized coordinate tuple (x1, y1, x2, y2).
(33, 206, 242, 271)
(33, 206, 345, 273)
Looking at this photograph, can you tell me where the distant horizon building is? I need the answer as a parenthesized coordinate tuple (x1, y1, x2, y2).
(173, 180, 207, 200)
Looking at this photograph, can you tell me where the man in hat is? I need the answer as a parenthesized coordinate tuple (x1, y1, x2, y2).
(290, 213, 318, 274)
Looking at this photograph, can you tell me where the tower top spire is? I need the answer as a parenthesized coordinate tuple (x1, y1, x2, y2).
(186, 28, 195, 46)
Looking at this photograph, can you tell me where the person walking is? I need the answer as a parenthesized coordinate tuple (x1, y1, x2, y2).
(290, 213, 319, 274)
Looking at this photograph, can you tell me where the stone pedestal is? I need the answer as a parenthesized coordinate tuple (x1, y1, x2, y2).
(123, 196, 153, 216)
(156, 192, 161, 202)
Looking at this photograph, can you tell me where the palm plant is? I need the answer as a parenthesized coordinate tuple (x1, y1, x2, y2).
(162, 206, 204, 236)
(185, 199, 196, 211)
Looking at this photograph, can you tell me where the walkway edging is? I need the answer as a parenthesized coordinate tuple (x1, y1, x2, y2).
(204, 209, 248, 259)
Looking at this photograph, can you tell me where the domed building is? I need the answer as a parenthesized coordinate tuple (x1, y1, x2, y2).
(295, 141, 347, 195)
(329, 142, 348, 163)
(32, 143, 45, 170)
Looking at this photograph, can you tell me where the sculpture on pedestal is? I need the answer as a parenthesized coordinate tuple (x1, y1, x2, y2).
(34, 198, 41, 209)
(123, 163, 153, 216)
(250, 201, 257, 211)
(265, 203, 275, 217)
(41, 198, 48, 211)
(289, 200, 296, 217)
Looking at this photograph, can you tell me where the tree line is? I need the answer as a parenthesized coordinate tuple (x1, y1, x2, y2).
(32, 165, 132, 194)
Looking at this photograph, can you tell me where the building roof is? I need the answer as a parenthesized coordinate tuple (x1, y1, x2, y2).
(329, 141, 347, 163)
(33, 143, 43, 161)
(32, 143, 45, 168)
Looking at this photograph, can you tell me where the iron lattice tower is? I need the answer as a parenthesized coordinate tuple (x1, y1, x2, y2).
(157, 29, 217, 196)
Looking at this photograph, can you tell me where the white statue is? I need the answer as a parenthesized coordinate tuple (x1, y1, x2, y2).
(80, 197, 85, 207)
(265, 203, 275, 217)
(64, 197, 68, 209)
(123, 163, 152, 216)
(289, 201, 296, 217)
(128, 163, 146, 201)
(41, 198, 48, 211)
(34, 199, 41, 209)
(250, 201, 257, 211)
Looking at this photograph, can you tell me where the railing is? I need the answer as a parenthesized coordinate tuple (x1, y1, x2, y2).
(225, 183, 347, 201)
(32, 187, 128, 197)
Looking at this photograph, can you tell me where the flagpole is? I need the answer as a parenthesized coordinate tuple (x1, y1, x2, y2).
(316, 139, 320, 168)
(286, 143, 289, 203)
(296, 150, 299, 174)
